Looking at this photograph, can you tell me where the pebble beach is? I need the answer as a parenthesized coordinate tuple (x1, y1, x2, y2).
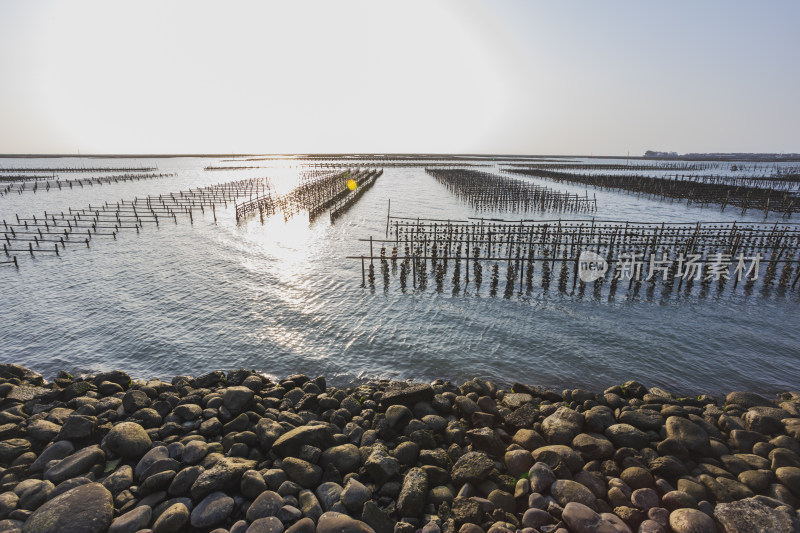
(1, 364, 799, 533)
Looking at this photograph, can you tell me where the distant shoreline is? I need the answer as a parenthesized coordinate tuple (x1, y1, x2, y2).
(1, 153, 800, 162)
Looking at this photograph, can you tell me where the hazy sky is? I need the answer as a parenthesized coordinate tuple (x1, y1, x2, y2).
(1, 1, 798, 155)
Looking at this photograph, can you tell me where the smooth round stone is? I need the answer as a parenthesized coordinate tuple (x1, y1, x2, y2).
(316, 512, 375, 533)
(22, 483, 113, 533)
(108, 505, 151, 533)
(247, 490, 283, 521)
(104, 422, 152, 458)
(620, 467, 654, 490)
(152, 502, 189, 533)
(504, 450, 534, 476)
(190, 491, 234, 529)
(630, 488, 659, 510)
(669, 508, 718, 533)
(247, 516, 285, 533)
(521, 508, 552, 528)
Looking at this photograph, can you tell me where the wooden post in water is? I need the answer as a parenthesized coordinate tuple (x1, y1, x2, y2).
(385, 199, 391, 238)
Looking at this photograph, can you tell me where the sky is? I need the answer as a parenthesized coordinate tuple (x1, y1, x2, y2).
(0, 1, 798, 155)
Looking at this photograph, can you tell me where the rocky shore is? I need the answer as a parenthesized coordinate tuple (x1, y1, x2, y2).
(0, 364, 799, 533)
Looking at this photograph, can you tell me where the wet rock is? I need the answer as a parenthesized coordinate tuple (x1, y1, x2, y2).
(317, 511, 376, 533)
(22, 483, 112, 533)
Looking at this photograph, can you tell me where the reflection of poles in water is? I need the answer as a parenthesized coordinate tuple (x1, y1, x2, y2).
(452, 243, 462, 294)
(354, 218, 800, 300)
(541, 247, 551, 291)
(490, 263, 499, 297)
(473, 246, 482, 290)
(558, 250, 569, 293)
(380, 246, 389, 292)
(417, 246, 427, 291)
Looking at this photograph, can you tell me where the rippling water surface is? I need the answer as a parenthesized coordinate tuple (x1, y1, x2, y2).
(2, 156, 799, 394)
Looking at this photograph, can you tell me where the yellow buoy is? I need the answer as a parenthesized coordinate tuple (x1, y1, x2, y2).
(347, 178, 357, 191)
